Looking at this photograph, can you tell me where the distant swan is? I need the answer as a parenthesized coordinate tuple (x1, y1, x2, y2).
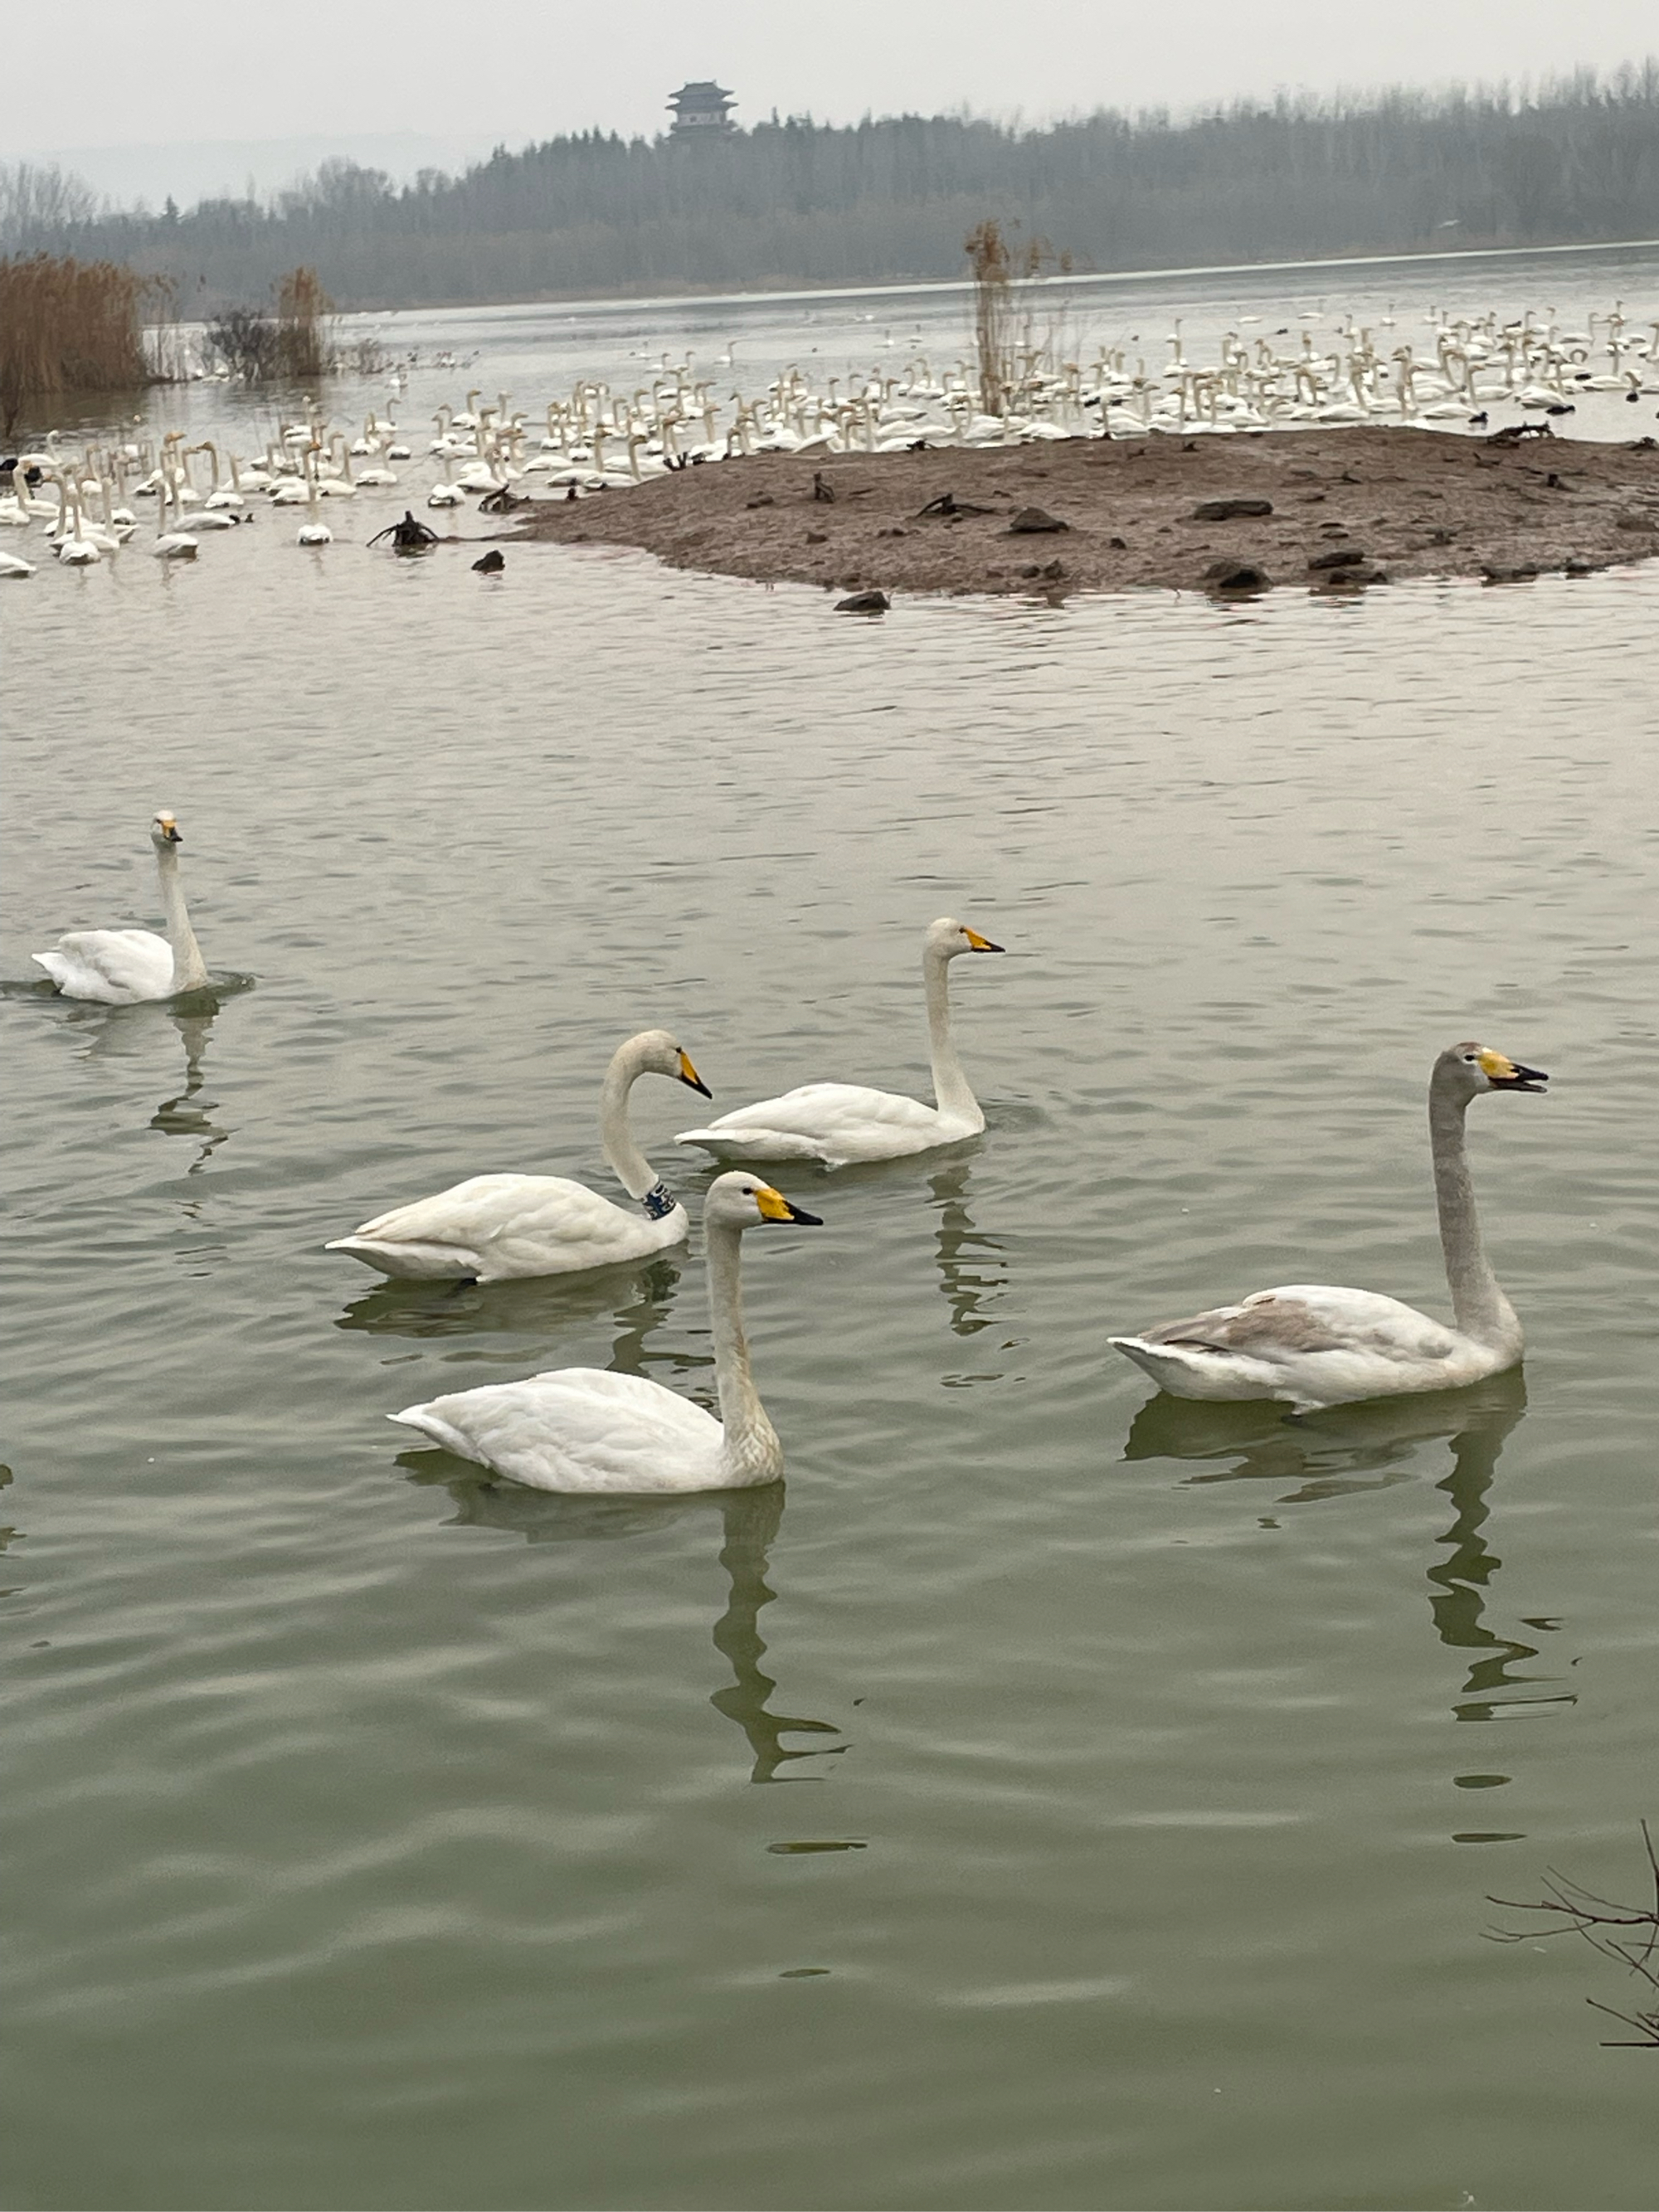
(327, 1029, 713, 1281)
(676, 916, 1005, 1166)
(389, 1171, 821, 1491)
(33, 812, 210, 1004)
(1110, 1043, 1547, 1412)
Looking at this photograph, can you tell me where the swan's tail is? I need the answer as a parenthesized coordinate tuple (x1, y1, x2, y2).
(674, 1125, 829, 1162)
(1107, 1334, 1268, 1403)
(325, 1235, 477, 1281)
(387, 1405, 469, 1456)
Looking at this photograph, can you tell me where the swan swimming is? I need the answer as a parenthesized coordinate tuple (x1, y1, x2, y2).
(327, 1029, 713, 1281)
(675, 916, 1004, 1167)
(1110, 1043, 1547, 1412)
(32, 812, 210, 1004)
(389, 1172, 821, 1491)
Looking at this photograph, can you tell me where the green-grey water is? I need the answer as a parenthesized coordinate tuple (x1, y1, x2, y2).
(8, 304, 1659, 2205)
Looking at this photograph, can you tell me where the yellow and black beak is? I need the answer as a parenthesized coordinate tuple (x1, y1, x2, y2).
(677, 1050, 712, 1099)
(754, 1184, 823, 1227)
(1478, 1049, 1548, 1094)
(157, 817, 182, 844)
(964, 928, 1004, 953)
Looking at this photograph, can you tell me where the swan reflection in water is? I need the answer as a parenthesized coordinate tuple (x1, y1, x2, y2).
(929, 1161, 1010, 1338)
(147, 1008, 230, 1170)
(1125, 1369, 1572, 1723)
(336, 1252, 692, 1359)
(13, 986, 234, 1172)
(386, 1266, 844, 1780)
(397, 1465, 846, 1784)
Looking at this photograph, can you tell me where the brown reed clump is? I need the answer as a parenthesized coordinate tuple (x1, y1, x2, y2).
(0, 253, 153, 433)
(275, 265, 333, 382)
(963, 219, 1071, 418)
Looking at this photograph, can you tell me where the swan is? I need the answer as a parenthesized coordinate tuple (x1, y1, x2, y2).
(1109, 1043, 1548, 1412)
(387, 1171, 821, 1492)
(296, 449, 332, 546)
(327, 1029, 713, 1281)
(675, 917, 1004, 1168)
(32, 812, 211, 1004)
(151, 470, 200, 560)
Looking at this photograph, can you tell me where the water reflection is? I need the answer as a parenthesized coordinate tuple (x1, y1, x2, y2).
(1125, 1373, 1520, 1505)
(1124, 1372, 1573, 1724)
(148, 1009, 229, 1170)
(336, 1254, 690, 1368)
(397, 1462, 846, 1782)
(1424, 1378, 1574, 1727)
(929, 1162, 1009, 1337)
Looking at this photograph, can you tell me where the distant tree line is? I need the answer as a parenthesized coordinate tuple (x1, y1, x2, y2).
(5, 67, 1659, 312)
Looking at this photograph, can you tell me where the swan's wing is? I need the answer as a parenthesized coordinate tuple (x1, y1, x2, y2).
(33, 928, 173, 1003)
(676, 1082, 943, 1161)
(1139, 1285, 1459, 1366)
(391, 1366, 726, 1493)
(339, 1174, 670, 1276)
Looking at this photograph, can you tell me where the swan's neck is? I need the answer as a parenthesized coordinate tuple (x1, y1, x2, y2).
(708, 1222, 782, 1482)
(1430, 1086, 1520, 1354)
(598, 1047, 664, 1207)
(924, 949, 982, 1127)
(154, 843, 207, 992)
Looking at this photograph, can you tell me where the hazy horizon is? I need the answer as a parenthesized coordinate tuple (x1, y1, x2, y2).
(8, 0, 1659, 211)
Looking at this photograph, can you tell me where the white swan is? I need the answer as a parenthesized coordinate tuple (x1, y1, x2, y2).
(327, 1030, 713, 1281)
(1109, 1043, 1548, 1412)
(32, 812, 211, 1004)
(675, 917, 1005, 1167)
(388, 1171, 821, 1492)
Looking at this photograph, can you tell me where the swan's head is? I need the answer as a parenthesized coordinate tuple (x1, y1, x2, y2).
(927, 916, 1004, 960)
(150, 811, 182, 847)
(628, 1028, 712, 1097)
(705, 1171, 823, 1232)
(1441, 1042, 1549, 1099)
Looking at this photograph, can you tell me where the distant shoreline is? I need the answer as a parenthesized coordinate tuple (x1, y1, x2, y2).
(313, 235, 1659, 326)
(511, 425, 1659, 600)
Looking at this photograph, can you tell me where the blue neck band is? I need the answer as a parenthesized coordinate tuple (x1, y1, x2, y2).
(640, 1180, 678, 1222)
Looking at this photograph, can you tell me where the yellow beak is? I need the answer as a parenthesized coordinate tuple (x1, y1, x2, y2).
(677, 1050, 712, 1098)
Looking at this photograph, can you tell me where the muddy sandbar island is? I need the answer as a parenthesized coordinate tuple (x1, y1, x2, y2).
(516, 425, 1659, 598)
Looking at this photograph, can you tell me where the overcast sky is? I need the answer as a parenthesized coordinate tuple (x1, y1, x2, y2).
(14, 0, 1659, 196)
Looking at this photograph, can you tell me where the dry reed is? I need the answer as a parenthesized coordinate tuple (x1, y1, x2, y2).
(275, 265, 333, 382)
(0, 253, 153, 433)
(964, 220, 1071, 418)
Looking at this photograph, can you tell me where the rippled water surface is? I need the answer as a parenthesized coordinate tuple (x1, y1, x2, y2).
(8, 282, 1659, 2210)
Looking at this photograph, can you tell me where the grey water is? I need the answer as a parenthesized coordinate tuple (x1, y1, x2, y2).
(7, 253, 1659, 2210)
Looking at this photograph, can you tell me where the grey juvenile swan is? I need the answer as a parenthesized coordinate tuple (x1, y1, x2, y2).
(1110, 1043, 1547, 1412)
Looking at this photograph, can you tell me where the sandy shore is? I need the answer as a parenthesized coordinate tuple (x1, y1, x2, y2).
(513, 425, 1659, 600)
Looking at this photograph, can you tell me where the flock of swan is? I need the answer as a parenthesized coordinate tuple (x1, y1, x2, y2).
(5, 291, 1655, 581)
(32, 814, 1551, 1495)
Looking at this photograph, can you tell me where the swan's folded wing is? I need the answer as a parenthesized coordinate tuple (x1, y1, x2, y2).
(391, 1367, 725, 1492)
(1143, 1284, 1457, 1366)
(348, 1173, 641, 1255)
(678, 1082, 941, 1147)
(35, 927, 173, 1001)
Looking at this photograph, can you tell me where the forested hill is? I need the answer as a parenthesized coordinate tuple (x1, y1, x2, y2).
(11, 70, 1659, 312)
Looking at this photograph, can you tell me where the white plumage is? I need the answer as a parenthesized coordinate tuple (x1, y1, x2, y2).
(676, 916, 1004, 1167)
(390, 1173, 821, 1492)
(33, 812, 211, 1004)
(328, 1029, 712, 1281)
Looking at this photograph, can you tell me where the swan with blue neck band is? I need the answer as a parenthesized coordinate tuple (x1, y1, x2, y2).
(327, 1030, 712, 1281)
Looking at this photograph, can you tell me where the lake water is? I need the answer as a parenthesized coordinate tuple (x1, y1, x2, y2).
(7, 249, 1659, 2210)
